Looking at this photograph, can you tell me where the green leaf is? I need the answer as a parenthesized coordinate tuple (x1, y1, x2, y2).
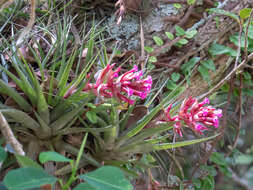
(185, 30, 198, 39)
(78, 166, 133, 190)
(198, 65, 210, 83)
(74, 183, 98, 190)
(210, 152, 227, 166)
(243, 71, 252, 80)
(153, 36, 164, 46)
(144, 46, 154, 53)
(0, 146, 7, 163)
(229, 33, 253, 51)
(201, 175, 215, 190)
(200, 165, 217, 176)
(1, 109, 40, 131)
(187, 0, 195, 5)
(36, 83, 50, 125)
(173, 3, 182, 9)
(181, 57, 200, 74)
(219, 165, 232, 177)
(57, 50, 78, 97)
(51, 105, 84, 133)
(34, 112, 51, 136)
(86, 111, 98, 124)
(235, 154, 253, 164)
(0, 79, 32, 112)
(166, 80, 177, 90)
(165, 32, 174, 40)
(0, 182, 8, 190)
(239, 8, 252, 19)
(148, 56, 157, 63)
(3, 167, 57, 190)
(153, 134, 219, 150)
(178, 38, 188, 45)
(171, 72, 180, 82)
(208, 43, 237, 57)
(244, 88, 253, 97)
(15, 155, 43, 170)
(200, 60, 216, 72)
(39, 151, 72, 164)
(209, 8, 240, 23)
(193, 178, 202, 189)
(175, 25, 185, 36)
(123, 125, 173, 147)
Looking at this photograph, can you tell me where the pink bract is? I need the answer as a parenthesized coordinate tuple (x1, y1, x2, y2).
(64, 64, 152, 104)
(165, 97, 222, 136)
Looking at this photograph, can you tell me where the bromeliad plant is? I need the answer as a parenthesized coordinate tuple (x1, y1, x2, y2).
(0, 18, 103, 168)
(62, 62, 222, 167)
(0, 21, 222, 189)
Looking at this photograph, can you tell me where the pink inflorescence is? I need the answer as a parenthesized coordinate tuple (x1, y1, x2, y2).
(65, 64, 152, 104)
(165, 97, 222, 137)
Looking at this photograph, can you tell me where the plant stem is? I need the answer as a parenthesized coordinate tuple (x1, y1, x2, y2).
(62, 133, 88, 190)
(0, 112, 25, 156)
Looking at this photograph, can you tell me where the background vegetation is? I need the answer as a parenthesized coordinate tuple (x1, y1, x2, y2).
(0, 0, 253, 189)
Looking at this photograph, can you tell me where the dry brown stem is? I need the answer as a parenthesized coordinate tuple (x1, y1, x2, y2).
(0, 112, 25, 156)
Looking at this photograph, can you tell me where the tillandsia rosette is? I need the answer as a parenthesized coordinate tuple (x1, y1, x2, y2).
(164, 97, 222, 137)
(64, 64, 152, 104)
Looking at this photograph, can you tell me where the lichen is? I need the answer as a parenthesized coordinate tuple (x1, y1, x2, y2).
(104, 3, 180, 49)
(106, 15, 139, 41)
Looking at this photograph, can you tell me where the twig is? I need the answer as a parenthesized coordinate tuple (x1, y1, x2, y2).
(0, 112, 25, 156)
(224, 10, 253, 157)
(234, 20, 243, 69)
(225, 74, 242, 157)
(230, 168, 253, 190)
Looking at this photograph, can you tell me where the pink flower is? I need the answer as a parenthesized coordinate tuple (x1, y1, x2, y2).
(165, 97, 222, 136)
(76, 64, 152, 104)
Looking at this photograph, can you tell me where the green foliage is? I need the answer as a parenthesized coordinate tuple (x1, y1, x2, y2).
(209, 43, 237, 57)
(153, 36, 164, 46)
(187, 0, 196, 5)
(171, 72, 180, 82)
(239, 8, 252, 19)
(173, 3, 182, 9)
(15, 155, 43, 170)
(175, 25, 185, 36)
(153, 134, 219, 150)
(210, 152, 232, 177)
(194, 175, 215, 190)
(234, 153, 253, 165)
(0, 4, 226, 189)
(39, 151, 72, 164)
(185, 30, 198, 39)
(181, 57, 201, 75)
(0, 146, 7, 163)
(86, 111, 98, 124)
(77, 166, 133, 190)
(3, 167, 57, 190)
(165, 31, 174, 40)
